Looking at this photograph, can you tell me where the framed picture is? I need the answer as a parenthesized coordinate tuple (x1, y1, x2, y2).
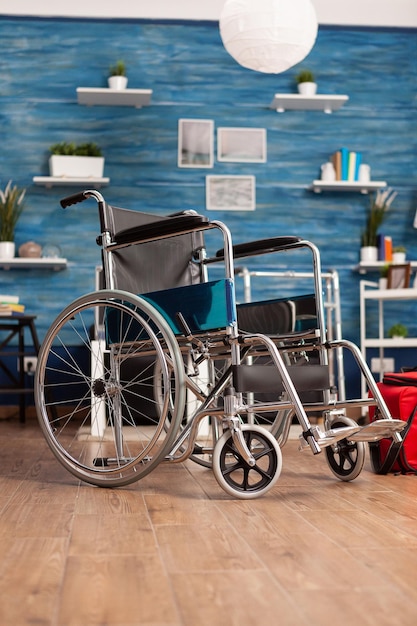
(206, 175, 256, 211)
(387, 263, 411, 289)
(217, 128, 267, 163)
(178, 119, 214, 168)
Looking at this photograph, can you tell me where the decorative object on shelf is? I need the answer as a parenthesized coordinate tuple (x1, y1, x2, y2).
(392, 246, 406, 264)
(388, 263, 411, 289)
(219, 0, 317, 74)
(42, 243, 61, 258)
(320, 161, 336, 182)
(388, 323, 408, 339)
(108, 59, 128, 90)
(49, 142, 104, 178)
(295, 69, 317, 95)
(18, 241, 42, 258)
(358, 163, 371, 183)
(0, 180, 26, 259)
(360, 188, 397, 263)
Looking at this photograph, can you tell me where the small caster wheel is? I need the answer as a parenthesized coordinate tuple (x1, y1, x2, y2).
(212, 425, 282, 499)
(325, 417, 365, 481)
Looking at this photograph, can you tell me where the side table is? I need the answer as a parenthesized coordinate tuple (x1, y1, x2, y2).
(0, 315, 40, 423)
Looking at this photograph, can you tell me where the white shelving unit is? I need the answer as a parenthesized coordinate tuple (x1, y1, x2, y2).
(0, 257, 67, 270)
(33, 176, 110, 188)
(76, 87, 153, 107)
(270, 94, 348, 113)
(360, 280, 417, 397)
(311, 180, 387, 194)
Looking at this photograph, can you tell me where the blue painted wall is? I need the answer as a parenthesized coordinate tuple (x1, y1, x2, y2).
(0, 17, 416, 397)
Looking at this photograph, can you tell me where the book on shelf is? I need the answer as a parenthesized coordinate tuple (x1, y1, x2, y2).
(0, 303, 25, 316)
(340, 147, 349, 181)
(0, 294, 19, 304)
(331, 151, 342, 180)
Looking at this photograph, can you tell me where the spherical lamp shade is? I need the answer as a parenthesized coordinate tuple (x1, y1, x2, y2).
(219, 0, 318, 74)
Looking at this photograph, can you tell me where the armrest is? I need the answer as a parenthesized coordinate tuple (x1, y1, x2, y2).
(215, 236, 304, 260)
(114, 214, 210, 246)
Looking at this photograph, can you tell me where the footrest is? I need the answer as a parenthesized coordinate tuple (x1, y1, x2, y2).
(347, 419, 406, 442)
(299, 425, 361, 451)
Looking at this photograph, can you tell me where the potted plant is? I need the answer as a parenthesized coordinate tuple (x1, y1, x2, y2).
(393, 246, 406, 264)
(0, 180, 26, 259)
(379, 263, 390, 289)
(360, 188, 397, 263)
(295, 69, 317, 95)
(388, 323, 408, 339)
(108, 60, 128, 90)
(49, 142, 104, 178)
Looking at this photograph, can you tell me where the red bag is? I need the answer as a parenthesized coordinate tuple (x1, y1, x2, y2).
(369, 371, 417, 474)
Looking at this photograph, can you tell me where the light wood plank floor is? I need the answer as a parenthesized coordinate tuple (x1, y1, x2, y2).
(1, 411, 417, 626)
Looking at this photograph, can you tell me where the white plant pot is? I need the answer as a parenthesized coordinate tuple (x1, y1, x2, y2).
(0, 241, 15, 259)
(360, 246, 378, 263)
(379, 277, 388, 290)
(49, 155, 105, 178)
(297, 82, 317, 96)
(392, 252, 406, 264)
(108, 76, 128, 90)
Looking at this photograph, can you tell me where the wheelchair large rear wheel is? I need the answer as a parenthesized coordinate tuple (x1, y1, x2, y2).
(212, 425, 282, 498)
(35, 290, 186, 487)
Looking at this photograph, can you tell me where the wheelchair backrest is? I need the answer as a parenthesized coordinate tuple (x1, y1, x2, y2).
(101, 204, 206, 294)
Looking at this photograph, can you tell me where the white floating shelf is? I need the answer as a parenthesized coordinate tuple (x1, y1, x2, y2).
(77, 87, 153, 107)
(270, 94, 348, 113)
(0, 258, 67, 270)
(33, 176, 110, 188)
(311, 180, 387, 194)
(355, 262, 417, 274)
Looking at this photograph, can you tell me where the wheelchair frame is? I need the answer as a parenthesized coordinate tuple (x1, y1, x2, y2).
(34, 189, 405, 498)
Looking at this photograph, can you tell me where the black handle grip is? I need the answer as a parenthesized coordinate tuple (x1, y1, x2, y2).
(60, 191, 89, 209)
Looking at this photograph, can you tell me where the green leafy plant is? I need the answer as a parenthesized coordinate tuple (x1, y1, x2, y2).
(0, 180, 26, 242)
(393, 245, 406, 253)
(295, 69, 315, 84)
(50, 142, 102, 157)
(109, 60, 126, 77)
(380, 263, 390, 278)
(361, 188, 398, 248)
(388, 323, 408, 338)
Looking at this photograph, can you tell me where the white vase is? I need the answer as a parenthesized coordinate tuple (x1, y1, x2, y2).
(298, 82, 317, 96)
(0, 241, 15, 259)
(379, 277, 388, 290)
(108, 76, 128, 90)
(360, 246, 378, 263)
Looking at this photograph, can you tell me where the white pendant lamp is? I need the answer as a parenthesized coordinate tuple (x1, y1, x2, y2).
(219, 0, 318, 74)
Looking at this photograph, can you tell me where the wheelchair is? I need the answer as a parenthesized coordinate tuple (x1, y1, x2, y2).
(34, 189, 405, 498)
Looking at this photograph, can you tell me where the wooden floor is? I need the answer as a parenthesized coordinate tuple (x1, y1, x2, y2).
(1, 411, 417, 626)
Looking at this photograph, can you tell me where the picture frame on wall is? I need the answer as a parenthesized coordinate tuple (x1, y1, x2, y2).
(178, 119, 214, 168)
(217, 128, 266, 163)
(206, 175, 256, 211)
(387, 263, 411, 289)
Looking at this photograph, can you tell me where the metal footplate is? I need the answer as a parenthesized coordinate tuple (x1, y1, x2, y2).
(299, 424, 361, 452)
(347, 419, 406, 442)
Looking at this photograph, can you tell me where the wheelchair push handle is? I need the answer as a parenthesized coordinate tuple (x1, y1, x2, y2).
(60, 189, 105, 209)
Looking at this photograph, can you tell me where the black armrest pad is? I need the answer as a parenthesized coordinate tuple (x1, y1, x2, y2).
(115, 214, 210, 246)
(216, 236, 304, 260)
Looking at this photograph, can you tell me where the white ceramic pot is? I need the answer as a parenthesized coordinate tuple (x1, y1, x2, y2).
(379, 277, 388, 290)
(392, 252, 406, 264)
(49, 155, 105, 178)
(360, 246, 378, 263)
(108, 75, 128, 90)
(0, 241, 15, 259)
(298, 82, 317, 96)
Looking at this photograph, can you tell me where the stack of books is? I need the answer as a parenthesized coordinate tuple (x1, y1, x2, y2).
(330, 148, 362, 181)
(377, 235, 393, 262)
(0, 295, 25, 316)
